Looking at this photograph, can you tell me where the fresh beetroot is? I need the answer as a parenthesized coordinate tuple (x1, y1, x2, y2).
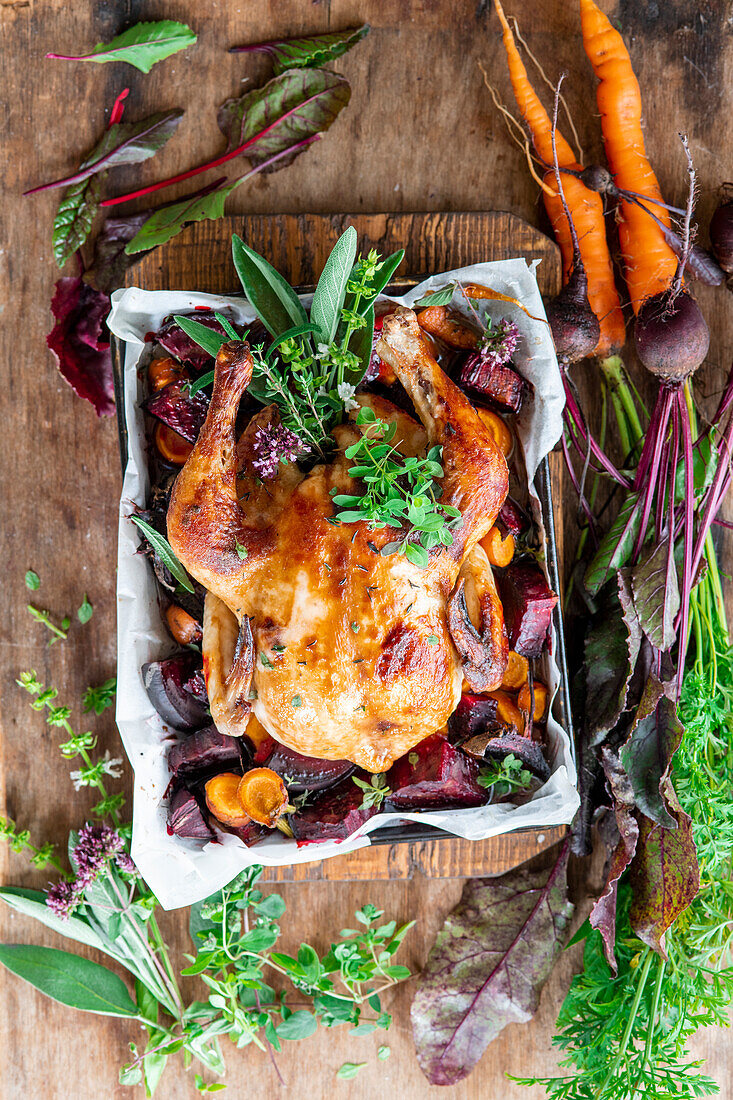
(498, 497, 531, 538)
(634, 289, 710, 382)
(546, 264, 601, 365)
(168, 725, 245, 780)
(709, 196, 733, 274)
(482, 733, 551, 783)
(156, 312, 234, 369)
(459, 356, 527, 412)
(386, 733, 486, 810)
(290, 771, 381, 842)
(497, 563, 558, 658)
(167, 788, 215, 840)
(448, 694, 498, 745)
(265, 744, 354, 793)
(143, 652, 210, 731)
(143, 379, 209, 444)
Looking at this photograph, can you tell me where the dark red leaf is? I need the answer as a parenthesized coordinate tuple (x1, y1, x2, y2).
(46, 275, 114, 417)
(584, 571, 642, 748)
(620, 677, 682, 830)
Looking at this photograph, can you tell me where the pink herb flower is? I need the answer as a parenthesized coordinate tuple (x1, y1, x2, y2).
(45, 824, 136, 920)
(46, 880, 78, 919)
(480, 318, 520, 368)
(251, 421, 305, 480)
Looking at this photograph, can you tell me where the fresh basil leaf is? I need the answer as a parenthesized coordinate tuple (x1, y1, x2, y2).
(232, 25, 370, 76)
(46, 21, 197, 74)
(27, 111, 184, 195)
(276, 1009, 318, 1040)
(53, 175, 102, 268)
(172, 316, 228, 359)
(413, 283, 456, 309)
(0, 889, 109, 953)
(232, 235, 308, 337)
(218, 68, 350, 169)
(130, 515, 194, 593)
(311, 226, 358, 344)
(0, 944, 139, 1017)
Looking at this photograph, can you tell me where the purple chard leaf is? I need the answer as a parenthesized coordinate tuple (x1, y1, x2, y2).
(584, 570, 642, 748)
(47, 275, 114, 417)
(630, 538, 680, 651)
(83, 211, 152, 294)
(52, 175, 103, 269)
(620, 676, 682, 830)
(230, 24, 370, 76)
(411, 839, 574, 1085)
(217, 68, 350, 173)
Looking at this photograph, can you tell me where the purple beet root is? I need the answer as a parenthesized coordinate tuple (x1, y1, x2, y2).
(483, 733, 551, 783)
(226, 819, 270, 847)
(386, 733, 486, 810)
(497, 563, 558, 658)
(143, 380, 209, 444)
(290, 771, 380, 842)
(168, 725, 244, 781)
(448, 694, 498, 745)
(498, 497, 531, 538)
(167, 788, 215, 840)
(460, 355, 527, 412)
(265, 744, 354, 793)
(143, 652, 210, 731)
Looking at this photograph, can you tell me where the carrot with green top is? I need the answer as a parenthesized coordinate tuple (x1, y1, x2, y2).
(493, 0, 625, 357)
(579, 0, 678, 312)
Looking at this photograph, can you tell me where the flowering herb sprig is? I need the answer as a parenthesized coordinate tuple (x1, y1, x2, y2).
(331, 406, 461, 568)
(477, 317, 519, 368)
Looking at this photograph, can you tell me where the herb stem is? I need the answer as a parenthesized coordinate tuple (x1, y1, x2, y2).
(596, 948, 654, 1099)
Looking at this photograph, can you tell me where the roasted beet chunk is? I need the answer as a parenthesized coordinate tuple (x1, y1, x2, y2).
(497, 563, 558, 658)
(460, 354, 527, 412)
(265, 744, 354, 793)
(498, 497, 531, 538)
(156, 312, 232, 369)
(226, 819, 270, 847)
(483, 733, 551, 783)
(290, 771, 380, 842)
(143, 380, 209, 444)
(143, 652, 210, 731)
(168, 725, 245, 781)
(448, 694, 498, 745)
(386, 733, 486, 810)
(167, 788, 215, 840)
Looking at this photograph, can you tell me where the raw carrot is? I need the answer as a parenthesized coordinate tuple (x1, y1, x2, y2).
(493, 0, 625, 356)
(579, 0, 678, 311)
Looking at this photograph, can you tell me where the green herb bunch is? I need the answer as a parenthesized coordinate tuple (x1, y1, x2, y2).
(477, 753, 534, 798)
(0, 597, 414, 1096)
(331, 406, 461, 568)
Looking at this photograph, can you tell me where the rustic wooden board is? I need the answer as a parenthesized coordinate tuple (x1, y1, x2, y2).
(126, 209, 566, 883)
(1, 1, 731, 1097)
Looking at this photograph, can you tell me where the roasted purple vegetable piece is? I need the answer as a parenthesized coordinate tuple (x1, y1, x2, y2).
(459, 355, 527, 412)
(498, 497, 531, 538)
(386, 733, 486, 810)
(168, 725, 244, 780)
(226, 819, 270, 847)
(290, 771, 380, 842)
(497, 563, 558, 659)
(265, 744, 354, 793)
(167, 787, 215, 840)
(156, 311, 233, 370)
(448, 693, 498, 745)
(143, 652, 210, 731)
(483, 733, 551, 783)
(143, 380, 209, 444)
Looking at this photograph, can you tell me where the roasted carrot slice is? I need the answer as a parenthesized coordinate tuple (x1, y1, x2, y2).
(481, 525, 515, 568)
(205, 772, 250, 827)
(148, 357, 184, 391)
(165, 604, 202, 646)
(154, 422, 194, 466)
(500, 650, 529, 691)
(487, 689, 524, 733)
(476, 407, 513, 456)
(519, 681, 549, 722)
(416, 306, 480, 349)
(237, 768, 288, 826)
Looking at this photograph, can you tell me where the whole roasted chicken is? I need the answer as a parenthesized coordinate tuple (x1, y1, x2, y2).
(167, 307, 509, 772)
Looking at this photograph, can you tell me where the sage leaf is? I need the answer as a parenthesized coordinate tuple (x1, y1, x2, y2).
(173, 315, 228, 359)
(311, 226, 358, 343)
(232, 234, 308, 337)
(130, 515, 194, 593)
(411, 839, 573, 1085)
(0, 944, 138, 1016)
(0, 888, 108, 953)
(217, 68, 350, 169)
(53, 175, 102, 269)
(584, 491, 642, 597)
(26, 111, 184, 195)
(232, 25, 370, 75)
(46, 21, 197, 74)
(630, 538, 680, 651)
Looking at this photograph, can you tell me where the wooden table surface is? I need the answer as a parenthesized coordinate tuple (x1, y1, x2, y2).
(1, 2, 731, 1097)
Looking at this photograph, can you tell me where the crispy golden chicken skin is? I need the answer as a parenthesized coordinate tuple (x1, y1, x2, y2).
(167, 307, 509, 771)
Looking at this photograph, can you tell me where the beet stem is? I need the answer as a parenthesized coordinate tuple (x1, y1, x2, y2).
(561, 428, 599, 545)
(563, 376, 631, 487)
(633, 387, 673, 561)
(675, 389, 695, 693)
